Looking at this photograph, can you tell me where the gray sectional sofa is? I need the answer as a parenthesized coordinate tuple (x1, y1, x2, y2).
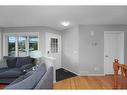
(0, 56, 35, 83)
(0, 56, 53, 89)
(5, 63, 53, 89)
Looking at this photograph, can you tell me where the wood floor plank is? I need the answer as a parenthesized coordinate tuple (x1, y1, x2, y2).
(53, 76, 127, 89)
(0, 84, 7, 89)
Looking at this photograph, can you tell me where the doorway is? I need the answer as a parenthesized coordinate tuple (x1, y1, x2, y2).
(45, 32, 61, 70)
(104, 31, 124, 74)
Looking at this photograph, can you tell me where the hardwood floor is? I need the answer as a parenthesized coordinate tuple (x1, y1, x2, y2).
(0, 84, 7, 89)
(53, 75, 127, 89)
(0, 75, 126, 89)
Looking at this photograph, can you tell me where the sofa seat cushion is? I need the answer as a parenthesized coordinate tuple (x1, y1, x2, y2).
(5, 63, 47, 89)
(0, 68, 22, 78)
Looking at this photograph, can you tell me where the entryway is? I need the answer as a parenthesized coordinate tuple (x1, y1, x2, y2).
(45, 32, 61, 70)
(104, 31, 124, 74)
(45, 32, 77, 82)
(56, 68, 77, 82)
(45, 32, 61, 82)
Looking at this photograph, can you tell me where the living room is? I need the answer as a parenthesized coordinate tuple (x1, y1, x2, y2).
(0, 5, 127, 91)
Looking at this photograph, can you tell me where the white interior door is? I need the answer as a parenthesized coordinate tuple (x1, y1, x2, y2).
(104, 31, 124, 74)
(46, 32, 61, 70)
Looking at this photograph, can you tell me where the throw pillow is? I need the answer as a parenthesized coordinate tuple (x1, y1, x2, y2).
(0, 59, 8, 68)
(3, 56, 17, 68)
(16, 56, 31, 68)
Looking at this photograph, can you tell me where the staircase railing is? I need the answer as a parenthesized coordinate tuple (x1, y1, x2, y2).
(113, 59, 127, 89)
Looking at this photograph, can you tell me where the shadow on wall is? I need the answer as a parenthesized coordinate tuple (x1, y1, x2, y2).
(62, 52, 79, 75)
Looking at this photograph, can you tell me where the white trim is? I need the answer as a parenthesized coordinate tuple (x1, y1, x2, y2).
(0, 32, 1, 59)
(104, 31, 124, 34)
(87, 74, 105, 76)
(79, 71, 89, 75)
(79, 70, 105, 76)
(27, 35, 29, 56)
(15, 36, 18, 57)
(3, 32, 39, 36)
(120, 32, 124, 64)
(79, 74, 105, 76)
(3, 34, 7, 56)
(53, 80, 56, 83)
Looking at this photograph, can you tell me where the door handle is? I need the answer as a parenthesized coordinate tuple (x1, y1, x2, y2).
(47, 51, 50, 54)
(105, 55, 109, 57)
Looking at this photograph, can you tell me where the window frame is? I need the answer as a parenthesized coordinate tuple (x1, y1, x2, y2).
(3, 32, 39, 57)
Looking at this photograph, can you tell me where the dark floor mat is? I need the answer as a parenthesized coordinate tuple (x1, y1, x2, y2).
(56, 68, 77, 82)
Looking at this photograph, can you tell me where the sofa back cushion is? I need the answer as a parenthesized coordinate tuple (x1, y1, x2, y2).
(16, 56, 34, 68)
(5, 63, 47, 89)
(3, 56, 17, 68)
(3, 56, 35, 68)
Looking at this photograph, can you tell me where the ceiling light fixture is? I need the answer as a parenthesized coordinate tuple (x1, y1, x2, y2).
(61, 21, 70, 26)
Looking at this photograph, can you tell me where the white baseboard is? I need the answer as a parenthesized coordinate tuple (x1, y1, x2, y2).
(87, 74, 105, 76)
(79, 71, 89, 75)
(61, 67, 80, 76)
(53, 81, 56, 83)
(60, 68, 105, 76)
(79, 74, 105, 76)
(79, 71, 105, 76)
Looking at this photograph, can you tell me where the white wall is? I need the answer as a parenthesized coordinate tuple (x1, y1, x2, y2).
(61, 27, 79, 74)
(1, 25, 127, 75)
(79, 25, 104, 75)
(62, 25, 127, 76)
(79, 25, 127, 75)
(1, 26, 61, 58)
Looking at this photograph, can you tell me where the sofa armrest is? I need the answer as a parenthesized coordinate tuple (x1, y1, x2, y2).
(34, 67, 53, 89)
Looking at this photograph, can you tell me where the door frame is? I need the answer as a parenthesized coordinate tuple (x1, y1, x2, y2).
(0, 32, 1, 59)
(104, 31, 124, 75)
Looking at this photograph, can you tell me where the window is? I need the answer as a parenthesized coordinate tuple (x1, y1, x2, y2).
(18, 36, 27, 57)
(6, 33, 39, 57)
(29, 36, 38, 56)
(8, 36, 16, 56)
(50, 38, 58, 53)
(29, 36, 38, 52)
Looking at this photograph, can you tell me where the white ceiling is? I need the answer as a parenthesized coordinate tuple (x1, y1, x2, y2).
(0, 6, 127, 30)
